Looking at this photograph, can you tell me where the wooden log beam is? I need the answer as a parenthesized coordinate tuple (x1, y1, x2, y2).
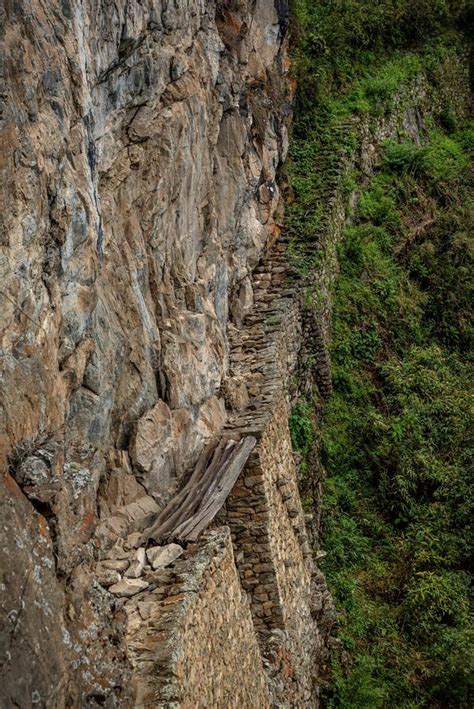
(134, 439, 218, 547)
(135, 435, 256, 548)
(171, 436, 256, 542)
(153, 440, 235, 542)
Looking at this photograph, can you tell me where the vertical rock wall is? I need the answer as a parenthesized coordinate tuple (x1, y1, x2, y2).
(0, 1, 297, 705)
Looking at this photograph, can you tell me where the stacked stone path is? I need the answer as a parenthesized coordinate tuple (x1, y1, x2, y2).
(91, 232, 328, 706)
(222, 234, 323, 705)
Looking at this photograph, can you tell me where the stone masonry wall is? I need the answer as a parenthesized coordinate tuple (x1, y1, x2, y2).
(85, 225, 331, 707)
(226, 396, 318, 705)
(123, 529, 270, 708)
(221, 230, 332, 706)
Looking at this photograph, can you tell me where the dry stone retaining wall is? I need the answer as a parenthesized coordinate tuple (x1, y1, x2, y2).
(93, 228, 329, 707)
(226, 395, 318, 705)
(122, 529, 270, 708)
(220, 232, 330, 706)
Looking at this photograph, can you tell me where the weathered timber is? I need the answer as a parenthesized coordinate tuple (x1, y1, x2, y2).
(136, 436, 256, 546)
(172, 437, 257, 541)
(134, 440, 218, 547)
(159, 440, 236, 540)
(151, 441, 227, 541)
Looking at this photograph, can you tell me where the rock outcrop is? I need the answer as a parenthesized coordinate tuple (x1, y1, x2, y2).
(1, 1, 333, 706)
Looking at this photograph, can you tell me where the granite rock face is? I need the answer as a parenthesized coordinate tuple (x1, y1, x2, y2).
(0, 0, 291, 704)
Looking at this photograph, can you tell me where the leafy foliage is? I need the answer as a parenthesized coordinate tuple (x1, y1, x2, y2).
(289, 400, 315, 458)
(384, 133, 469, 182)
(287, 5, 473, 705)
(290, 0, 472, 106)
(289, 399, 316, 483)
(321, 130, 473, 707)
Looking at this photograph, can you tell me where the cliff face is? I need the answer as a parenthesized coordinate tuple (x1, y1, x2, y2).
(3, 2, 469, 707)
(1, 0, 290, 489)
(0, 1, 318, 706)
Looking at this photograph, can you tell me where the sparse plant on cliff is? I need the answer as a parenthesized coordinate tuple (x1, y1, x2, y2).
(7, 430, 50, 478)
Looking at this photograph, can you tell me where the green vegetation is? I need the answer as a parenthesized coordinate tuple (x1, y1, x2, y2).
(289, 399, 315, 461)
(290, 0, 471, 109)
(289, 399, 315, 482)
(321, 129, 473, 707)
(287, 1, 473, 706)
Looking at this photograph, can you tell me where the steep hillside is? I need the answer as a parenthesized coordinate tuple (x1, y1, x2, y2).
(321, 126, 473, 708)
(287, 1, 473, 707)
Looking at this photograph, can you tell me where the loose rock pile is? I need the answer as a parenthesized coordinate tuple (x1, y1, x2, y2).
(96, 541, 184, 598)
(93, 491, 184, 598)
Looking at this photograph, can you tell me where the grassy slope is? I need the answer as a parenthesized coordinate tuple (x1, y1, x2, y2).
(287, 2, 473, 706)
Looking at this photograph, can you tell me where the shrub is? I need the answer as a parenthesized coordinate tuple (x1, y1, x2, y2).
(384, 141, 423, 174)
(384, 133, 468, 183)
(289, 399, 315, 457)
(421, 132, 468, 182)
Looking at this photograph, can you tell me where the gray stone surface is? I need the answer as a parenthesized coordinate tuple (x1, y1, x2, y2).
(109, 579, 150, 597)
(125, 548, 147, 578)
(146, 543, 184, 570)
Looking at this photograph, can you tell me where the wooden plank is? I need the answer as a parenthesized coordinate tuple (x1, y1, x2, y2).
(173, 441, 235, 522)
(152, 440, 228, 539)
(135, 439, 218, 547)
(171, 436, 256, 542)
(154, 440, 235, 541)
(136, 435, 256, 547)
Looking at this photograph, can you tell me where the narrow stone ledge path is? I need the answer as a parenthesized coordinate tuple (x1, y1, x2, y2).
(89, 233, 332, 706)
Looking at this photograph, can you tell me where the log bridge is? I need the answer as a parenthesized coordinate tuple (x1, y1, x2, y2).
(136, 436, 256, 547)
